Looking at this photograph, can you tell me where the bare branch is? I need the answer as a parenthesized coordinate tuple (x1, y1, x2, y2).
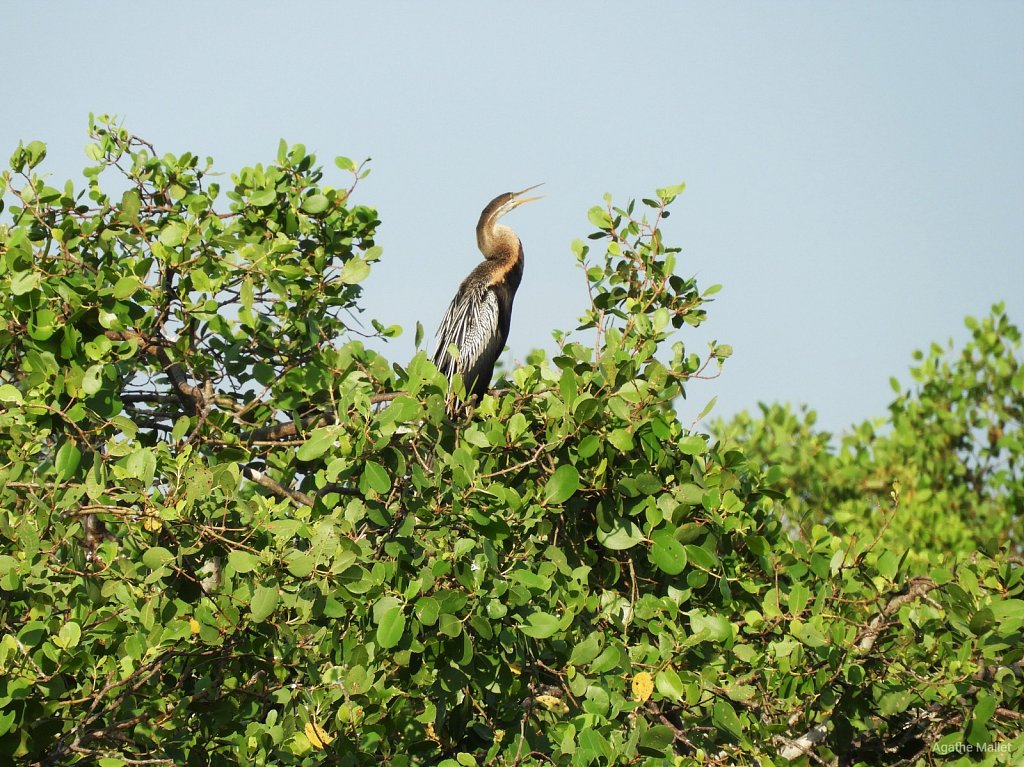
(242, 465, 313, 507)
(856, 577, 938, 655)
(779, 577, 940, 762)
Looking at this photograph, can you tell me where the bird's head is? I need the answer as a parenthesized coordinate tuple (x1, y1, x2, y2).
(477, 184, 543, 256)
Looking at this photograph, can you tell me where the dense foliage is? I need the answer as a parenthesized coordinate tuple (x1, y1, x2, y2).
(0, 118, 1020, 766)
(716, 305, 1022, 566)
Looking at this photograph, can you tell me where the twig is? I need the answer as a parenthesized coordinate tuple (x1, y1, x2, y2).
(242, 466, 313, 508)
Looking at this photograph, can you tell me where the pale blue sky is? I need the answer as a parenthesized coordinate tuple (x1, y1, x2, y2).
(4, 3, 1022, 434)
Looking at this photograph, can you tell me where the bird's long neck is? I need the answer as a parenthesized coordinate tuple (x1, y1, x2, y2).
(476, 223, 523, 287)
(478, 223, 520, 262)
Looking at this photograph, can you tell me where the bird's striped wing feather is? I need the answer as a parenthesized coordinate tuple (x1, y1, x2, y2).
(432, 282, 504, 394)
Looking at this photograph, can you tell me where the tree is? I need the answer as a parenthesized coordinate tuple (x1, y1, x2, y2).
(715, 304, 1022, 565)
(0, 117, 1021, 766)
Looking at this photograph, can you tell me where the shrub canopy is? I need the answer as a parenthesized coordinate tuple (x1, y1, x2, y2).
(0, 118, 1021, 766)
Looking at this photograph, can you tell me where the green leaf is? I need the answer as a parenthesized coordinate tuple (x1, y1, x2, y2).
(82, 364, 104, 395)
(520, 611, 561, 639)
(634, 472, 663, 495)
(650, 528, 687, 574)
(438, 613, 462, 637)
(967, 692, 997, 746)
(125, 447, 156, 484)
(684, 543, 718, 570)
(297, 427, 335, 461)
(655, 668, 685, 701)
(415, 597, 440, 626)
(587, 206, 612, 230)
(569, 632, 603, 666)
(112, 276, 142, 299)
(876, 550, 900, 581)
(360, 461, 391, 494)
(55, 441, 82, 482)
(791, 618, 827, 648)
(10, 271, 40, 296)
(55, 621, 81, 650)
(559, 368, 579, 409)
(339, 257, 370, 285)
(120, 189, 141, 222)
(301, 193, 330, 214)
(608, 428, 633, 452)
(250, 585, 280, 623)
(25, 140, 46, 167)
(638, 725, 675, 756)
(693, 396, 717, 423)
(651, 307, 670, 333)
(378, 395, 420, 424)
(879, 689, 913, 716)
(678, 434, 706, 455)
(376, 605, 406, 649)
(228, 550, 260, 574)
(686, 611, 732, 647)
(0, 384, 24, 404)
(159, 222, 187, 247)
(597, 518, 643, 550)
(507, 412, 528, 442)
(544, 464, 580, 505)
(969, 607, 995, 635)
(787, 583, 811, 615)
(286, 552, 315, 577)
(171, 416, 190, 442)
(249, 189, 277, 207)
(335, 156, 355, 172)
(577, 729, 613, 763)
(142, 547, 174, 570)
(656, 182, 686, 201)
(577, 435, 600, 459)
(712, 699, 745, 744)
(28, 309, 57, 341)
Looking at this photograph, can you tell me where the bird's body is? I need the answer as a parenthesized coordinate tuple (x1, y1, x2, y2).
(432, 185, 541, 401)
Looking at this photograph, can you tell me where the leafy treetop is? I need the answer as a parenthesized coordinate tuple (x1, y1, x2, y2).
(0, 118, 1020, 766)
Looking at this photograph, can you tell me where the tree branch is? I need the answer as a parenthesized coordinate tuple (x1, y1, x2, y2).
(242, 465, 313, 507)
(778, 577, 940, 762)
(856, 577, 938, 655)
(106, 330, 201, 413)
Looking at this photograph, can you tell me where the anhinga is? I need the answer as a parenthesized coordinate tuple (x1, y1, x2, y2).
(432, 184, 543, 401)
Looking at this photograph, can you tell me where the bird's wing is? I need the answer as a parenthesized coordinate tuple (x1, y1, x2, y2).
(432, 282, 503, 385)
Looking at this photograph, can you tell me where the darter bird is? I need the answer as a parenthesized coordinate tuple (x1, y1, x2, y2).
(431, 184, 542, 402)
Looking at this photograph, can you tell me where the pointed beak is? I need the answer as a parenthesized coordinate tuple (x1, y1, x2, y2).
(511, 183, 544, 207)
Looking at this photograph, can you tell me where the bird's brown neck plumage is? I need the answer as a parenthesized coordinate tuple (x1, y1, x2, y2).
(476, 223, 522, 285)
(477, 221, 519, 259)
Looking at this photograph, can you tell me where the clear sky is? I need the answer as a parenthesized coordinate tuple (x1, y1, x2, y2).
(4, 3, 1022, 435)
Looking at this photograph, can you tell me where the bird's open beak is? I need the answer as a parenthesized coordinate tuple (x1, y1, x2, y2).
(511, 183, 544, 207)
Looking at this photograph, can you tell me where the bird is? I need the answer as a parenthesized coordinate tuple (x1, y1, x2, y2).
(432, 184, 543, 403)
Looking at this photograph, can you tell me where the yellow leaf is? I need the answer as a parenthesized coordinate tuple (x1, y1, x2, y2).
(535, 694, 569, 715)
(143, 515, 162, 532)
(304, 721, 333, 749)
(508, 662, 522, 676)
(632, 671, 654, 703)
(189, 617, 200, 635)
